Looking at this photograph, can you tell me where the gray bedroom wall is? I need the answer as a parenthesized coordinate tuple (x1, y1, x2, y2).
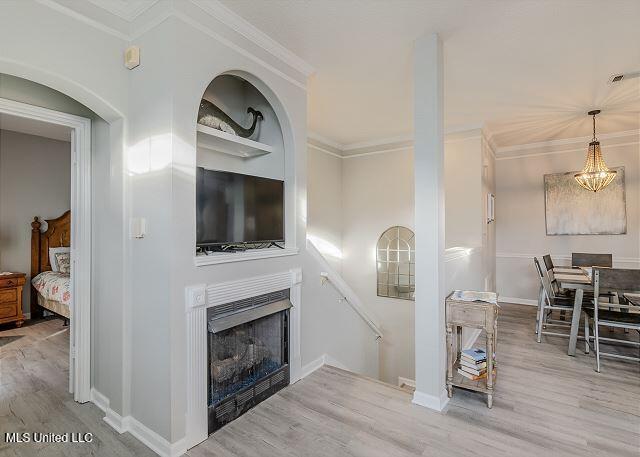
(0, 130, 71, 313)
(496, 137, 640, 302)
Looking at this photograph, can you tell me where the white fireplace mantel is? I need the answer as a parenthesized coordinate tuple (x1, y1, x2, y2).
(183, 268, 302, 450)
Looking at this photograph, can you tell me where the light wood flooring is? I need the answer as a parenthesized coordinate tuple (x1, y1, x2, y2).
(189, 304, 639, 457)
(1, 305, 638, 457)
(0, 318, 155, 457)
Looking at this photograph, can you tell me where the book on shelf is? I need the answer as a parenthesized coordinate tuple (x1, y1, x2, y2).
(457, 367, 496, 381)
(460, 359, 487, 370)
(461, 348, 487, 363)
(459, 365, 486, 376)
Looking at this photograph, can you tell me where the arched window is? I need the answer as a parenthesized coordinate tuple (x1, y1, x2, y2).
(376, 226, 415, 301)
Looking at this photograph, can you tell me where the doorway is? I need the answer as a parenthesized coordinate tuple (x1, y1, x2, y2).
(0, 97, 91, 402)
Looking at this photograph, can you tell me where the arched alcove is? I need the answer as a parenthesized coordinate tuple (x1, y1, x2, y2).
(194, 72, 296, 257)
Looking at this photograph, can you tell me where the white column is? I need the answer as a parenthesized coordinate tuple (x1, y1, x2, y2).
(413, 33, 448, 411)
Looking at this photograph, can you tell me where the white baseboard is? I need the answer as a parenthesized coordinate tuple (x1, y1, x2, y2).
(90, 388, 109, 412)
(412, 389, 450, 412)
(324, 354, 349, 371)
(91, 388, 186, 457)
(397, 376, 416, 388)
(300, 354, 326, 379)
(499, 296, 538, 306)
(127, 416, 187, 457)
(299, 353, 350, 380)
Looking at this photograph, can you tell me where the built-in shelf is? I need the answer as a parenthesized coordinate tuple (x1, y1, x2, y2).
(197, 124, 274, 158)
(194, 247, 299, 266)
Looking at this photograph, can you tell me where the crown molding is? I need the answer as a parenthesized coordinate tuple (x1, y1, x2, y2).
(308, 126, 496, 159)
(87, 0, 159, 22)
(190, 0, 314, 78)
(37, 0, 130, 41)
(39, 0, 313, 83)
(307, 131, 344, 151)
(495, 140, 639, 161)
(495, 129, 640, 156)
(342, 134, 413, 152)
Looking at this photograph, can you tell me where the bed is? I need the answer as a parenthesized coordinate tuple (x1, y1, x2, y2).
(30, 210, 71, 322)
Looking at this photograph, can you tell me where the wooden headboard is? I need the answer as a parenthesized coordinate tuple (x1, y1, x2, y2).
(31, 210, 71, 279)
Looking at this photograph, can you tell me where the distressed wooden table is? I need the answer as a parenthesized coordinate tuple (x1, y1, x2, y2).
(446, 291, 499, 408)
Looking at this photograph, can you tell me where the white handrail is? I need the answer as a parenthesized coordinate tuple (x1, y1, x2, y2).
(306, 238, 383, 340)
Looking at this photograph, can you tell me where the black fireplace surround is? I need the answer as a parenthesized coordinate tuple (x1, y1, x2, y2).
(207, 289, 290, 434)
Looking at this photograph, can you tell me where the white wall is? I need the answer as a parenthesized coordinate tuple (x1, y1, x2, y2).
(445, 136, 483, 248)
(496, 134, 639, 302)
(128, 7, 380, 443)
(0, 2, 379, 448)
(307, 145, 343, 271)
(307, 130, 497, 386)
(341, 148, 415, 384)
(0, 130, 71, 312)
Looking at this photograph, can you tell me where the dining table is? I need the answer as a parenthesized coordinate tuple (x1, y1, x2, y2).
(553, 268, 593, 356)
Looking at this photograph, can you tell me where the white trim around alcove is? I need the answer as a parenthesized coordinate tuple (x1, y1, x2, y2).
(0, 97, 92, 403)
(183, 268, 303, 451)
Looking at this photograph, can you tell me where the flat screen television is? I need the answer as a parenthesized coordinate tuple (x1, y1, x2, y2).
(196, 167, 284, 248)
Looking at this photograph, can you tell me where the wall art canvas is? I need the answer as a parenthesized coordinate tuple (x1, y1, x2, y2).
(544, 167, 626, 235)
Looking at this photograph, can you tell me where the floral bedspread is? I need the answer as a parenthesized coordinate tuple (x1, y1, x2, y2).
(32, 271, 71, 306)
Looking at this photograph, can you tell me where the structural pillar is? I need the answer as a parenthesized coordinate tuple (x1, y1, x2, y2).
(413, 32, 448, 411)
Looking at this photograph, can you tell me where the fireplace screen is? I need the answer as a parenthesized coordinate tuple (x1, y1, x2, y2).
(207, 290, 290, 433)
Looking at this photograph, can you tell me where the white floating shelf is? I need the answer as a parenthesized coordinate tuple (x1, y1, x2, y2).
(197, 124, 274, 158)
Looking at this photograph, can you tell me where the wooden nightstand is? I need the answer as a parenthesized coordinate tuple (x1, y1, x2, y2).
(0, 272, 26, 328)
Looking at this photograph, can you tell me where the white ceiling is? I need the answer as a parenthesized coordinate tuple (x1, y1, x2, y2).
(0, 113, 72, 142)
(219, 0, 640, 148)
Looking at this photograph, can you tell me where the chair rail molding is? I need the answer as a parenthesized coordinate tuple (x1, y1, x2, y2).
(183, 268, 302, 451)
(496, 252, 640, 265)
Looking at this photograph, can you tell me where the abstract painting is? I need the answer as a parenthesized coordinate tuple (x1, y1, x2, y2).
(544, 167, 626, 235)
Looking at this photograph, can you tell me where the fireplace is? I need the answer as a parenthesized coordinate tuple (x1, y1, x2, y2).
(207, 289, 290, 433)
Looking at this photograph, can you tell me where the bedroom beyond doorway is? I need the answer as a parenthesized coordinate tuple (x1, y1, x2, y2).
(0, 92, 92, 403)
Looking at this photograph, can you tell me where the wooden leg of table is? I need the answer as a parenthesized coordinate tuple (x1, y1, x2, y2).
(568, 288, 583, 356)
(486, 331, 494, 408)
(446, 324, 453, 398)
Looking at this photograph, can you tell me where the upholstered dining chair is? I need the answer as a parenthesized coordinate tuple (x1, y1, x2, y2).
(572, 253, 613, 268)
(534, 257, 580, 343)
(584, 268, 640, 372)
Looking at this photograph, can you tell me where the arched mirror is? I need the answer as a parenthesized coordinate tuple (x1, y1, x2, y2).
(376, 226, 415, 301)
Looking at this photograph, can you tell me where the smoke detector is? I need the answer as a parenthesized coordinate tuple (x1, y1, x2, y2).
(608, 71, 640, 84)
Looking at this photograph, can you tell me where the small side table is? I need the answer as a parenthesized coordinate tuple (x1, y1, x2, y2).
(446, 291, 498, 408)
(0, 272, 26, 328)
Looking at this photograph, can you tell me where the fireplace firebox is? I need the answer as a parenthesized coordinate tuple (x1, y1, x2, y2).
(207, 289, 290, 433)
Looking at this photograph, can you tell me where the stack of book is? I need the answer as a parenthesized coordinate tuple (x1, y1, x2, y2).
(457, 348, 494, 381)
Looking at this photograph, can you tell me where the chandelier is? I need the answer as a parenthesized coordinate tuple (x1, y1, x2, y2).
(574, 110, 616, 192)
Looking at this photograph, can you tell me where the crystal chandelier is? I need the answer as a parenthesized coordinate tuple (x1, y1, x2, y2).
(574, 110, 616, 192)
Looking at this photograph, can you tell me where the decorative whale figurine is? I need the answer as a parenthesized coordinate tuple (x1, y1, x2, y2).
(198, 99, 263, 139)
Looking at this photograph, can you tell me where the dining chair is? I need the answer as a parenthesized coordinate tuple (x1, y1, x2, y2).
(584, 268, 640, 372)
(534, 257, 579, 343)
(572, 252, 613, 268)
